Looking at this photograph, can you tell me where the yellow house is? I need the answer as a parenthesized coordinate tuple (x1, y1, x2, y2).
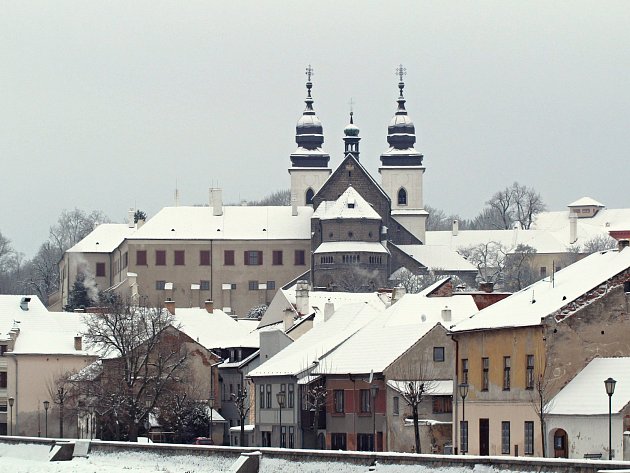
(450, 243, 630, 457)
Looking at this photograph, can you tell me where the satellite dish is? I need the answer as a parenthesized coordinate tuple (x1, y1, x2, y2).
(368, 369, 373, 384)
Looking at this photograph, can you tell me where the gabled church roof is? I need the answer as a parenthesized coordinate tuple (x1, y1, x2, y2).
(312, 186, 381, 221)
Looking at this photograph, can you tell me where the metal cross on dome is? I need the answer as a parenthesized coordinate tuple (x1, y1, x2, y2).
(305, 64, 314, 81)
(348, 97, 355, 113)
(396, 64, 407, 82)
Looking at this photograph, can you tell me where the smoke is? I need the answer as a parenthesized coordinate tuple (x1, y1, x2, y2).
(73, 255, 100, 303)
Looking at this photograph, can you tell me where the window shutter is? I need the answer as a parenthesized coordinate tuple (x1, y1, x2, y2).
(258, 251, 263, 265)
(244, 251, 248, 265)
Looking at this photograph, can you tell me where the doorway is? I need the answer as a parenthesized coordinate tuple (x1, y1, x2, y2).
(553, 429, 568, 458)
(479, 419, 489, 455)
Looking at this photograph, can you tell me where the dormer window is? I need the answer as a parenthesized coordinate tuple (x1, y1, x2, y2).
(347, 197, 355, 209)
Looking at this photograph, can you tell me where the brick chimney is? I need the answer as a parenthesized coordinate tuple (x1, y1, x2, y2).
(479, 281, 494, 293)
(164, 299, 175, 315)
(204, 300, 214, 314)
(618, 239, 630, 252)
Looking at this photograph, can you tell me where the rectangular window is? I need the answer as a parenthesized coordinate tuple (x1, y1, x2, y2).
(0, 345, 7, 356)
(174, 250, 185, 266)
(288, 384, 294, 408)
(462, 358, 469, 384)
(280, 425, 286, 448)
(357, 433, 374, 452)
(433, 346, 445, 362)
(294, 250, 306, 266)
(96, 262, 106, 277)
(0, 404, 6, 412)
(200, 280, 210, 291)
(503, 356, 511, 390)
(136, 250, 147, 266)
(156, 280, 166, 290)
(272, 250, 283, 265)
(123, 252, 128, 268)
(267, 281, 276, 290)
(540, 266, 547, 278)
(393, 396, 399, 416)
(524, 421, 534, 455)
(0, 422, 6, 435)
(331, 433, 347, 450)
(460, 420, 468, 453)
(502, 421, 511, 454)
(248, 280, 258, 291)
(200, 250, 211, 266)
(360, 389, 371, 413)
(224, 250, 235, 266)
(244, 250, 263, 266)
(288, 426, 295, 449)
(259, 384, 265, 409)
(526, 355, 535, 390)
(0, 372, 6, 388)
(266, 384, 271, 409)
(261, 431, 271, 447)
(156, 250, 166, 266)
(333, 389, 345, 413)
(482, 357, 489, 391)
(432, 396, 453, 414)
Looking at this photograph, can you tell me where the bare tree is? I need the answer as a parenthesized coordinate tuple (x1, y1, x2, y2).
(231, 379, 251, 446)
(47, 371, 78, 438)
(511, 183, 545, 229)
(49, 208, 110, 255)
(392, 268, 464, 294)
(503, 244, 537, 291)
(486, 187, 515, 230)
(529, 353, 555, 458)
(249, 189, 291, 206)
(82, 300, 191, 441)
(458, 241, 508, 284)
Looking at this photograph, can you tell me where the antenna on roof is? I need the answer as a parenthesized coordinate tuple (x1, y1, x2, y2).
(174, 179, 180, 207)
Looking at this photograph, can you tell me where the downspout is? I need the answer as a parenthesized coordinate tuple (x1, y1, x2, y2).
(453, 334, 459, 455)
(210, 240, 213, 303)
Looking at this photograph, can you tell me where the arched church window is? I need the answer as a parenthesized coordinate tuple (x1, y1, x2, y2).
(305, 188, 315, 205)
(398, 188, 407, 206)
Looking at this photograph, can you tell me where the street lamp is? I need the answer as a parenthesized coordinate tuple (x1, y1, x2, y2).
(8, 397, 14, 436)
(276, 390, 286, 448)
(43, 401, 50, 437)
(370, 384, 379, 452)
(605, 377, 617, 460)
(458, 383, 469, 454)
(208, 394, 215, 444)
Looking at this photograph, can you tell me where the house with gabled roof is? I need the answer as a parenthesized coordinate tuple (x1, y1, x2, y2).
(449, 241, 630, 457)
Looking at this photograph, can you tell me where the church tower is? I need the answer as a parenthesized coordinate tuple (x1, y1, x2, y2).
(378, 65, 428, 242)
(289, 65, 331, 206)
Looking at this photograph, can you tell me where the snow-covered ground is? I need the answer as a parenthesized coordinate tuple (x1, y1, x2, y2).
(0, 442, 538, 473)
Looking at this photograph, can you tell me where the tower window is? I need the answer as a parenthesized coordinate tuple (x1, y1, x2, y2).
(398, 188, 407, 205)
(306, 188, 314, 205)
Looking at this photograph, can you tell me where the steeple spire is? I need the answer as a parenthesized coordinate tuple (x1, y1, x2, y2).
(343, 104, 360, 158)
(290, 65, 329, 167)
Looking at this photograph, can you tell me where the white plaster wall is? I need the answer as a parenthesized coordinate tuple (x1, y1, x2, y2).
(379, 166, 425, 210)
(546, 414, 624, 459)
(289, 169, 331, 206)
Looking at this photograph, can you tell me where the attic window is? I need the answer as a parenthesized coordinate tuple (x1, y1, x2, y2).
(348, 203, 355, 209)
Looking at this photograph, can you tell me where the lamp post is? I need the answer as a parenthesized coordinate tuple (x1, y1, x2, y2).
(43, 401, 50, 437)
(605, 377, 617, 460)
(208, 394, 215, 444)
(8, 397, 14, 436)
(370, 384, 379, 452)
(276, 390, 286, 448)
(458, 383, 469, 454)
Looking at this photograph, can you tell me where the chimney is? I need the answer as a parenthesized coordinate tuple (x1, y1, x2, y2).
(324, 300, 335, 321)
(283, 309, 294, 332)
(295, 280, 310, 315)
(291, 192, 298, 217)
(392, 286, 407, 305)
(74, 336, 83, 351)
(128, 208, 135, 228)
(569, 212, 578, 244)
(164, 299, 175, 315)
(619, 239, 630, 252)
(210, 188, 223, 217)
(452, 219, 459, 236)
(479, 281, 494, 293)
(20, 297, 31, 311)
(381, 225, 388, 243)
(204, 300, 214, 314)
(137, 218, 145, 229)
(441, 307, 452, 322)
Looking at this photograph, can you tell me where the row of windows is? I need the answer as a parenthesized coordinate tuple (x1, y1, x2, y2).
(319, 254, 385, 265)
(461, 354, 535, 391)
(333, 389, 375, 414)
(461, 420, 534, 455)
(259, 384, 295, 409)
(261, 426, 296, 448)
(248, 280, 276, 291)
(135, 249, 307, 267)
(156, 280, 276, 291)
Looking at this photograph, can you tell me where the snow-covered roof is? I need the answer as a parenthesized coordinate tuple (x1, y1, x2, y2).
(0, 295, 47, 342)
(67, 224, 136, 253)
(312, 291, 478, 375)
(451, 248, 630, 332)
(314, 241, 389, 254)
(174, 308, 259, 350)
(387, 380, 453, 396)
(548, 357, 630, 415)
(425, 229, 568, 254)
(395, 244, 477, 272)
(229, 424, 255, 432)
(533, 207, 630, 239)
(128, 206, 313, 241)
(248, 302, 384, 378)
(568, 197, 605, 208)
(312, 187, 381, 221)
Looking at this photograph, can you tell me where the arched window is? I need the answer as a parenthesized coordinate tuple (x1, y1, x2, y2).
(397, 188, 407, 205)
(305, 188, 315, 205)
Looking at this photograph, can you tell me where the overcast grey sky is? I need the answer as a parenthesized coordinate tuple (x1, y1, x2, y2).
(2, 1, 630, 257)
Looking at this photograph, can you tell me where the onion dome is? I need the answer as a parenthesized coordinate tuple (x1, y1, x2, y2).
(344, 111, 360, 137)
(291, 65, 330, 168)
(380, 65, 423, 166)
(343, 111, 361, 158)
